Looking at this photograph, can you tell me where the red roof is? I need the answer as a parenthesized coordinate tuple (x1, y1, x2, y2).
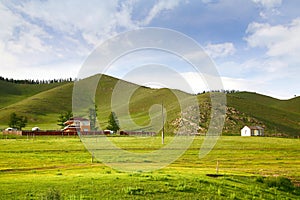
(64, 117, 90, 125)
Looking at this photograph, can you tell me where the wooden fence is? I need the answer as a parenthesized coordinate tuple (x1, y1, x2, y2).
(120, 131, 157, 136)
(2, 130, 157, 136)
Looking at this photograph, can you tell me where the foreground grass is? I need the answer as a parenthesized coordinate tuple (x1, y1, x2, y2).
(0, 135, 299, 199)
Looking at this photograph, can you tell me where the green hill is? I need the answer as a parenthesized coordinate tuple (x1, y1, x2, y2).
(226, 92, 300, 136)
(0, 75, 299, 137)
(0, 80, 69, 109)
(0, 81, 72, 129)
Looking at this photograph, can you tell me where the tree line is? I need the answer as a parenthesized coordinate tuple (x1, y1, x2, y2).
(0, 76, 76, 85)
(196, 89, 240, 95)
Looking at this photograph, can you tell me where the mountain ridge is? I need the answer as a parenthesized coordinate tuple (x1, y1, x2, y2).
(0, 75, 299, 137)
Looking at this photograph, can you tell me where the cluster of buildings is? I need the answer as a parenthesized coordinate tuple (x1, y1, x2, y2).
(63, 117, 91, 132)
(4, 115, 265, 136)
(3, 117, 93, 136)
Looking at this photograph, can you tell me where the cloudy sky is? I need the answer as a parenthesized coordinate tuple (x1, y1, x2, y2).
(0, 0, 299, 99)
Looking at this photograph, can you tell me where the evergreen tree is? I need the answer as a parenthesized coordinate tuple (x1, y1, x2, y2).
(106, 112, 120, 133)
(57, 111, 73, 129)
(89, 105, 98, 130)
(8, 113, 28, 130)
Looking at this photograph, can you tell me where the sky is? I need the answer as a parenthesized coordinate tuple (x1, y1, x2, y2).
(0, 0, 300, 99)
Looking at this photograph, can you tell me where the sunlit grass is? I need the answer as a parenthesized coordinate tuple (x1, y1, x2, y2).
(0, 135, 299, 199)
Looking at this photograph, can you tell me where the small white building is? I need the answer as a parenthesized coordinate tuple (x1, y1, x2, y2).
(241, 126, 264, 136)
(32, 127, 40, 131)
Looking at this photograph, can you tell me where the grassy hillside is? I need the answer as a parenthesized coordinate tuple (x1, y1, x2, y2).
(0, 81, 73, 129)
(94, 75, 187, 133)
(0, 79, 68, 109)
(0, 75, 299, 136)
(227, 92, 300, 136)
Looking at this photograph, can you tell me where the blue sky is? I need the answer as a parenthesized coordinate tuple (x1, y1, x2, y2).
(0, 0, 299, 99)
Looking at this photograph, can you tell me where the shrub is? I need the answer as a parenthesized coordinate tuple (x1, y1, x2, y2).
(255, 176, 264, 183)
(56, 172, 63, 176)
(265, 177, 295, 192)
(43, 188, 61, 200)
(124, 187, 144, 195)
(175, 182, 194, 192)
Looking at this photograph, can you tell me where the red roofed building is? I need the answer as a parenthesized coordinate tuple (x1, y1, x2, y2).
(63, 117, 90, 132)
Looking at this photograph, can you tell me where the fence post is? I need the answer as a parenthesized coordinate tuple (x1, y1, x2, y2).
(91, 153, 94, 163)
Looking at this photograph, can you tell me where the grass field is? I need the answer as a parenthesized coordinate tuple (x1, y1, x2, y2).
(0, 135, 299, 199)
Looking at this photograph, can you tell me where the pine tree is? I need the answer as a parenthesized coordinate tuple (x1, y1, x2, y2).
(106, 112, 120, 133)
(57, 111, 73, 129)
(89, 105, 98, 131)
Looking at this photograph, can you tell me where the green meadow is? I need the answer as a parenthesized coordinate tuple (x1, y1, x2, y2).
(0, 135, 299, 199)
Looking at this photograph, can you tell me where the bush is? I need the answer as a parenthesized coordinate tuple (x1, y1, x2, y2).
(175, 182, 194, 192)
(124, 187, 144, 195)
(255, 176, 264, 183)
(43, 188, 61, 200)
(264, 177, 295, 192)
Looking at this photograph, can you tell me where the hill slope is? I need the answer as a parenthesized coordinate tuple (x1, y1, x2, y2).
(0, 80, 69, 109)
(226, 92, 300, 136)
(0, 81, 72, 129)
(0, 75, 299, 136)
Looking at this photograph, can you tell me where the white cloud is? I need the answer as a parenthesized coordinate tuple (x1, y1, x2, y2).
(204, 42, 236, 59)
(120, 70, 216, 94)
(221, 76, 292, 99)
(0, 1, 137, 79)
(0, 0, 185, 80)
(221, 76, 262, 91)
(11, 0, 120, 46)
(0, 41, 17, 68)
(0, 3, 19, 40)
(114, 0, 139, 30)
(0, 4, 20, 65)
(252, 0, 282, 9)
(245, 18, 300, 57)
(130, 70, 287, 98)
(1, 60, 81, 80)
(244, 18, 300, 85)
(213, 17, 300, 99)
(252, 0, 282, 19)
(201, 0, 214, 3)
(141, 0, 181, 25)
(216, 56, 297, 98)
(180, 72, 208, 93)
(0, 0, 298, 99)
